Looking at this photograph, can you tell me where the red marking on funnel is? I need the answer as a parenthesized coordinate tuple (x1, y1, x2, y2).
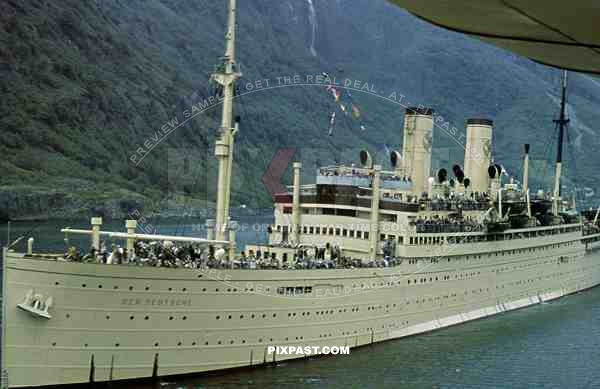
(262, 148, 296, 203)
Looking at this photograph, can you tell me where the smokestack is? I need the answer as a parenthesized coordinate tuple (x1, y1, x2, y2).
(402, 107, 434, 194)
(522, 144, 530, 193)
(463, 118, 493, 193)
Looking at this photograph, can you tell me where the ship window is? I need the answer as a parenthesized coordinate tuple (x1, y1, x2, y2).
(343, 229, 348, 237)
(364, 231, 369, 239)
(277, 287, 284, 295)
(285, 287, 294, 295)
(283, 207, 292, 214)
(357, 231, 362, 239)
(349, 230, 355, 237)
(309, 227, 314, 234)
(295, 287, 304, 295)
(380, 234, 385, 241)
(398, 236, 404, 244)
(304, 286, 312, 294)
(303, 226, 308, 234)
(277, 225, 281, 232)
(329, 227, 334, 235)
(335, 228, 341, 236)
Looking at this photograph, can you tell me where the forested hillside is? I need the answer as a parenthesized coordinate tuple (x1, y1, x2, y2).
(1, 0, 599, 219)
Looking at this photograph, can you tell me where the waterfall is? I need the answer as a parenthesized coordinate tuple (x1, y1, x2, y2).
(306, 0, 317, 56)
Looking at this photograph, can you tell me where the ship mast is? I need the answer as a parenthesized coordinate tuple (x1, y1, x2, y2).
(212, 0, 241, 241)
(552, 70, 569, 215)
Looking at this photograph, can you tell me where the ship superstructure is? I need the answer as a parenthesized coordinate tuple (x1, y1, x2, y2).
(2, 2, 600, 388)
(246, 105, 577, 265)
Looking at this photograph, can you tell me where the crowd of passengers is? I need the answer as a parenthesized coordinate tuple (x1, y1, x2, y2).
(63, 239, 402, 269)
(319, 168, 412, 183)
(414, 215, 482, 233)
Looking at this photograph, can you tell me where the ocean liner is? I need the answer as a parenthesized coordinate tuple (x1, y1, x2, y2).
(3, 0, 600, 387)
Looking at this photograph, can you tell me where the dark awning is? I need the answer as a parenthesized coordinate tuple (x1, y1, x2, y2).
(389, 0, 600, 74)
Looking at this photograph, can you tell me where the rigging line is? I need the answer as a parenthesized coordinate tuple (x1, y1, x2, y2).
(565, 129, 584, 205)
(539, 122, 558, 188)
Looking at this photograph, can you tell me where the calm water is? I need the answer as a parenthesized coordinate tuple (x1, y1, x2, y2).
(132, 286, 600, 389)
(2, 220, 600, 388)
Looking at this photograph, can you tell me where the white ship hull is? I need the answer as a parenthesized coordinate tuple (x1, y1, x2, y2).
(3, 233, 600, 388)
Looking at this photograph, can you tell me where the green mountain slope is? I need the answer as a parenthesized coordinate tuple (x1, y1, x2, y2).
(1, 0, 599, 220)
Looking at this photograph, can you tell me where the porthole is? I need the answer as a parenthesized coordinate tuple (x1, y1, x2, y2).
(130, 316, 134, 320)
(98, 285, 103, 289)
(202, 288, 207, 292)
(52, 342, 56, 346)
(129, 286, 133, 291)
(115, 343, 120, 347)
(272, 313, 277, 318)
(55, 282, 60, 286)
(228, 315, 232, 319)
(113, 286, 119, 289)
(65, 314, 70, 319)
(145, 316, 149, 320)
(177, 342, 182, 346)
(197, 274, 203, 278)
(182, 316, 187, 320)
(183, 288, 187, 292)
(82, 284, 87, 288)
(258, 338, 263, 343)
(84, 343, 88, 347)
(216, 316, 220, 320)
(106, 315, 110, 320)
(230, 340, 234, 344)
(192, 342, 196, 346)
(262, 314, 266, 318)
(170, 316, 174, 320)
(145, 286, 150, 291)
(242, 340, 246, 344)
(240, 314, 244, 319)
(217, 341, 222, 345)
(251, 314, 255, 319)
(168, 287, 172, 291)
(154, 342, 159, 347)
(216, 289, 219, 292)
